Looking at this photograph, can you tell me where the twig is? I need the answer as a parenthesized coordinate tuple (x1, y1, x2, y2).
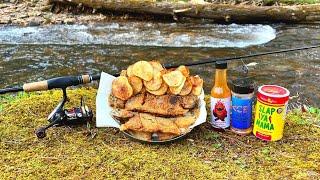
(312, 124, 320, 128)
(219, 133, 252, 148)
(173, 8, 192, 14)
(40, 157, 59, 160)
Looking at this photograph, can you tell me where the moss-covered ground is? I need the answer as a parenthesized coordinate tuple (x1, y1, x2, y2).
(0, 87, 319, 179)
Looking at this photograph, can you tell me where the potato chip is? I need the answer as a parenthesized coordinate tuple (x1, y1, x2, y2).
(112, 76, 133, 101)
(149, 61, 164, 72)
(120, 70, 127, 77)
(179, 78, 193, 96)
(128, 76, 143, 95)
(162, 70, 184, 87)
(176, 65, 190, 77)
(146, 82, 168, 96)
(190, 75, 203, 96)
(169, 76, 186, 95)
(192, 86, 203, 96)
(132, 61, 154, 81)
(189, 75, 203, 86)
(143, 71, 163, 91)
(127, 65, 134, 77)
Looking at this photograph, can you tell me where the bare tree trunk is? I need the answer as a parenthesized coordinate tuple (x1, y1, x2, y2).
(50, 0, 320, 23)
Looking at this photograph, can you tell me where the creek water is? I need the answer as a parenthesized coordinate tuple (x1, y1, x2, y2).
(0, 22, 319, 107)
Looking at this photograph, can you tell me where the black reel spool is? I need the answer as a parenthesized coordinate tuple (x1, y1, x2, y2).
(35, 88, 93, 138)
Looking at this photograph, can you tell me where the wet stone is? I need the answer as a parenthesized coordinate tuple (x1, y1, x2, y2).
(28, 18, 42, 26)
(64, 18, 76, 24)
(0, 4, 10, 9)
(17, 14, 29, 19)
(0, 16, 12, 24)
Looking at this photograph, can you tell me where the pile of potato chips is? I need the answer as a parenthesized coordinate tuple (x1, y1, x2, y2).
(112, 61, 203, 101)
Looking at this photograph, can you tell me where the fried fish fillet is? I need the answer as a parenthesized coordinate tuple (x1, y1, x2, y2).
(157, 133, 178, 141)
(139, 113, 159, 132)
(174, 108, 200, 129)
(127, 130, 152, 141)
(125, 93, 198, 116)
(111, 109, 136, 123)
(120, 113, 181, 135)
(125, 93, 145, 110)
(154, 116, 180, 135)
(120, 115, 142, 131)
(180, 94, 198, 109)
(109, 94, 125, 109)
(174, 116, 197, 130)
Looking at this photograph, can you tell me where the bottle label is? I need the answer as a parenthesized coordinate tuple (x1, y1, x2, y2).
(231, 96, 252, 129)
(210, 97, 231, 128)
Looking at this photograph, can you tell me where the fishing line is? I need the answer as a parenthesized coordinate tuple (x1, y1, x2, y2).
(0, 44, 320, 94)
(164, 44, 320, 69)
(239, 59, 249, 75)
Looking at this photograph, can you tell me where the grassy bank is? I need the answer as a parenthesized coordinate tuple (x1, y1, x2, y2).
(0, 88, 319, 179)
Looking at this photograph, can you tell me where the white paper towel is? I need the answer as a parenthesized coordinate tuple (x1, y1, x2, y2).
(96, 72, 207, 130)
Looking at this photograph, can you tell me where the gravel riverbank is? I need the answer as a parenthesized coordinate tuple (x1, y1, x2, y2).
(0, 0, 108, 26)
(1, 0, 320, 26)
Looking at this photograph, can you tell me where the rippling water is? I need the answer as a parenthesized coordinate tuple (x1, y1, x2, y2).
(0, 23, 275, 47)
(0, 22, 319, 107)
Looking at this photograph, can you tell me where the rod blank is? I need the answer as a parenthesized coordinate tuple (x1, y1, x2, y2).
(0, 44, 319, 95)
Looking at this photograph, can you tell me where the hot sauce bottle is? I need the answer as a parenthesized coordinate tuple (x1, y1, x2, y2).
(210, 61, 231, 129)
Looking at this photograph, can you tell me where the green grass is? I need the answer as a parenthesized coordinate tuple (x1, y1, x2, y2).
(0, 88, 319, 179)
(278, 0, 320, 5)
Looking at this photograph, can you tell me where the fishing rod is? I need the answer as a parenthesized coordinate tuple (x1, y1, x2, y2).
(0, 44, 319, 95)
(0, 44, 319, 138)
(166, 44, 320, 68)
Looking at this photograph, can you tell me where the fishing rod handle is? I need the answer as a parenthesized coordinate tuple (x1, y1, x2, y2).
(23, 75, 94, 92)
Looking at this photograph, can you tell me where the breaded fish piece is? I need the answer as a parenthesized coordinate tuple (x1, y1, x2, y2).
(139, 113, 159, 132)
(180, 94, 198, 109)
(120, 115, 142, 131)
(125, 93, 195, 116)
(125, 93, 145, 110)
(174, 108, 200, 129)
(174, 116, 197, 129)
(120, 113, 181, 135)
(108, 94, 125, 109)
(157, 133, 178, 141)
(111, 109, 136, 123)
(155, 116, 181, 135)
(128, 130, 152, 141)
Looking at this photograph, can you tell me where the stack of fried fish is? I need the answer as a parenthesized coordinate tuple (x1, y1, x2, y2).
(109, 61, 203, 141)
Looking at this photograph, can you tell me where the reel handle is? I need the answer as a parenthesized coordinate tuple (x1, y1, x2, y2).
(23, 75, 94, 92)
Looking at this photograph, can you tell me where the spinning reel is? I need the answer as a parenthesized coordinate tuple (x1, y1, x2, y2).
(35, 88, 93, 138)
(0, 45, 319, 139)
(0, 74, 99, 138)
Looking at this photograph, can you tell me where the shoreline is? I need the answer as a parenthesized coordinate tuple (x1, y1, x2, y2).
(1, 0, 320, 26)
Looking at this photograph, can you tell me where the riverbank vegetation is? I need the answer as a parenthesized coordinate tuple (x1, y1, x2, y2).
(0, 88, 319, 178)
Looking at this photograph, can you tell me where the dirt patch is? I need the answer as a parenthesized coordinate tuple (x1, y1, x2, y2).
(0, 0, 110, 26)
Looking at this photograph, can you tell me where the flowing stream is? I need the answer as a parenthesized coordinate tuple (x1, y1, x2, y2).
(0, 22, 319, 107)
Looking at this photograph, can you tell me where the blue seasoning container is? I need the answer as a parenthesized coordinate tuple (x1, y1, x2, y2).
(230, 79, 254, 135)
